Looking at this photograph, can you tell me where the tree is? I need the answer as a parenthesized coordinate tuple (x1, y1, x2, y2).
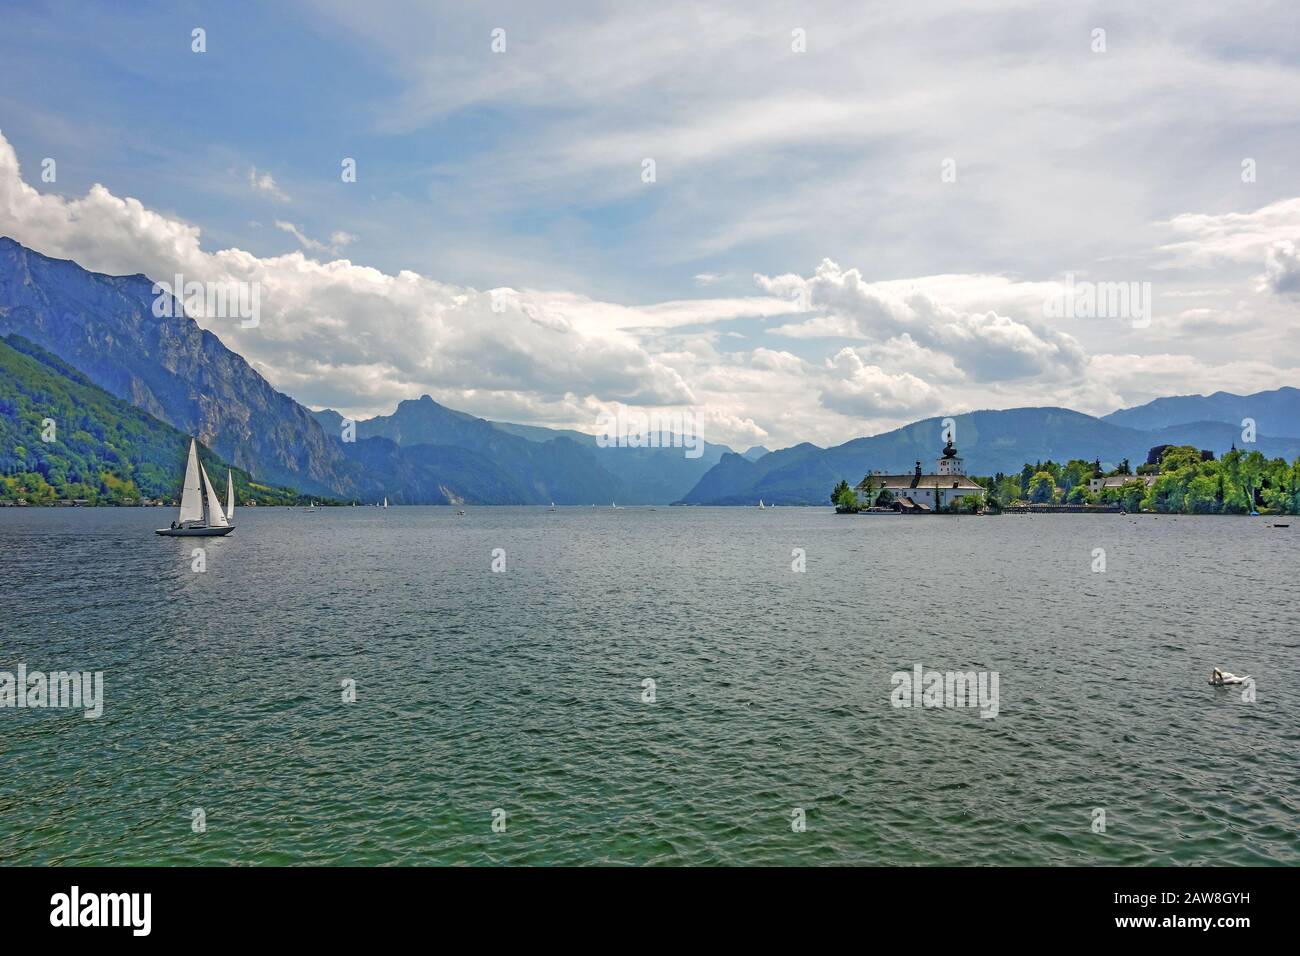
(832, 479, 859, 512)
(1063, 459, 1094, 493)
(1160, 445, 1203, 473)
(1118, 480, 1147, 513)
(1028, 471, 1056, 503)
(858, 474, 877, 505)
(831, 479, 850, 506)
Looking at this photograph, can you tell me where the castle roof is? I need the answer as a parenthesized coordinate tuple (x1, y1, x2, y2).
(859, 474, 983, 492)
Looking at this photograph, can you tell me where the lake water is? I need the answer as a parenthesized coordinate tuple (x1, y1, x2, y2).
(1, 506, 1297, 865)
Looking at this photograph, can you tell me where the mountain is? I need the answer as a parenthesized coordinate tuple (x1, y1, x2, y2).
(678, 407, 1300, 505)
(490, 418, 731, 503)
(0, 333, 303, 504)
(0, 236, 348, 495)
(741, 446, 771, 461)
(341, 395, 623, 504)
(336, 436, 538, 504)
(310, 407, 346, 435)
(313, 399, 732, 504)
(1103, 387, 1300, 438)
(8, 237, 1296, 508)
(0, 238, 612, 505)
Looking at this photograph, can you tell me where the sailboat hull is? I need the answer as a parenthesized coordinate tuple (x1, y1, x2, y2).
(155, 525, 236, 537)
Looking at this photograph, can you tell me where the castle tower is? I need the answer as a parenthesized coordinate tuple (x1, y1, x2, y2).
(937, 439, 964, 476)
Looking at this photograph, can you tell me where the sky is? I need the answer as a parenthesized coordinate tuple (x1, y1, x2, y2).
(1, 0, 1298, 451)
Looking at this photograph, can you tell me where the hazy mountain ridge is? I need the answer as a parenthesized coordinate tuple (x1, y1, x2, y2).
(482, 416, 730, 503)
(1103, 387, 1300, 436)
(312, 400, 733, 504)
(342, 395, 623, 504)
(678, 405, 1300, 505)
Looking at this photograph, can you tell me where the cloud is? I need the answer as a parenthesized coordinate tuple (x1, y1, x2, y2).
(275, 220, 358, 255)
(820, 348, 940, 418)
(1263, 240, 1300, 295)
(1, 123, 1295, 451)
(763, 259, 1087, 383)
(247, 167, 290, 203)
(0, 131, 693, 421)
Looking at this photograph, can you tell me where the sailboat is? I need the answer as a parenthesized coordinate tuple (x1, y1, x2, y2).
(383, 497, 389, 508)
(758, 499, 765, 509)
(548, 501, 556, 511)
(156, 439, 235, 536)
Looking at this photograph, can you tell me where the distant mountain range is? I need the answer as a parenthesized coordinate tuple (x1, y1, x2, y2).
(0, 238, 725, 504)
(312, 398, 730, 504)
(1, 236, 1296, 506)
(677, 407, 1300, 504)
(1101, 387, 1300, 436)
(315, 397, 624, 504)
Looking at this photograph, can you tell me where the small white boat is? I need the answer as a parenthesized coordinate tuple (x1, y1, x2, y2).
(156, 439, 234, 536)
(549, 501, 556, 511)
(382, 497, 388, 508)
(758, 499, 765, 509)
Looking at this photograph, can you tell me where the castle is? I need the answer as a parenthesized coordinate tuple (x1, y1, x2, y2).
(855, 439, 984, 511)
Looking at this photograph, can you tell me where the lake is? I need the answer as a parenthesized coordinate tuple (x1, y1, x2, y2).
(1, 506, 1296, 865)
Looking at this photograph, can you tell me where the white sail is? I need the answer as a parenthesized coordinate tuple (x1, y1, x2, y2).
(199, 461, 229, 527)
(226, 469, 235, 523)
(178, 439, 205, 525)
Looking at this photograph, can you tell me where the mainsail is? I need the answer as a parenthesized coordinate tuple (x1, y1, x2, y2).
(178, 439, 205, 525)
(199, 461, 229, 527)
(226, 469, 235, 523)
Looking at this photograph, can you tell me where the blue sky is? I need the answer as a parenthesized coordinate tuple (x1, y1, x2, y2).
(2, 1, 1299, 449)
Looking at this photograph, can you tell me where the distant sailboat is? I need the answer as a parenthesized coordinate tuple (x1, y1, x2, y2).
(226, 469, 235, 523)
(548, 501, 556, 511)
(156, 439, 235, 536)
(383, 497, 389, 508)
(758, 499, 765, 509)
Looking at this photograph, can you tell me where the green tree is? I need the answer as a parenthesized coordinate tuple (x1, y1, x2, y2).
(1028, 471, 1056, 503)
(831, 479, 850, 506)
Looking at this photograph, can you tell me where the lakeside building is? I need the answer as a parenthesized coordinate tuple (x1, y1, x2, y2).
(856, 439, 985, 511)
(1087, 473, 1159, 495)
